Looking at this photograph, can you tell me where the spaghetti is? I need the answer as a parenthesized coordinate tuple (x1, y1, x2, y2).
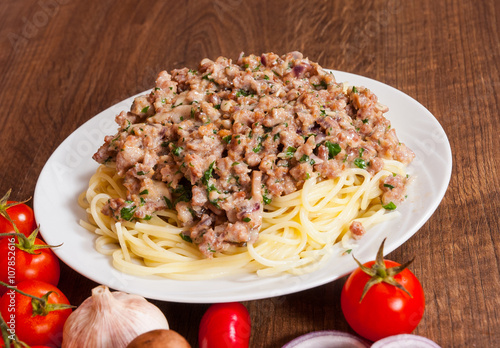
(79, 159, 406, 279)
(81, 52, 414, 279)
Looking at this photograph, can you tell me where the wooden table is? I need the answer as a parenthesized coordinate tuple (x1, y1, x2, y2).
(1, 0, 499, 346)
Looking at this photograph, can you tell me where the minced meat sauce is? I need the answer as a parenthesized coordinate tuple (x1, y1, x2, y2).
(93, 52, 414, 257)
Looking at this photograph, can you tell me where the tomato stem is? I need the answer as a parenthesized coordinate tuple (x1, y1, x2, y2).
(352, 238, 414, 302)
(0, 312, 31, 348)
(0, 280, 75, 317)
(0, 230, 62, 255)
(0, 312, 12, 348)
(0, 189, 25, 235)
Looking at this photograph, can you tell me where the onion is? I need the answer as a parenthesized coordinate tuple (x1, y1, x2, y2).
(282, 330, 370, 348)
(371, 334, 441, 347)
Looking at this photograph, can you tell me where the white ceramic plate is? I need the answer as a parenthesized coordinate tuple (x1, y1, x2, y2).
(33, 70, 452, 303)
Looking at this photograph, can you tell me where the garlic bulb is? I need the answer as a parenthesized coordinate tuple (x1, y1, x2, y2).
(62, 285, 169, 348)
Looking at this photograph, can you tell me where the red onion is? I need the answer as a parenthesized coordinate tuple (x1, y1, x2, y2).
(282, 330, 370, 348)
(260, 54, 267, 66)
(292, 65, 306, 77)
(371, 334, 441, 347)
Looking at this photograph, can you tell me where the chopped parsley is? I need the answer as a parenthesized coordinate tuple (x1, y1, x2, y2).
(243, 217, 251, 222)
(262, 187, 272, 205)
(253, 142, 262, 153)
(120, 202, 136, 221)
(202, 161, 216, 186)
(172, 145, 183, 156)
(354, 158, 367, 169)
(312, 80, 328, 90)
(384, 184, 395, 190)
(299, 155, 315, 165)
(163, 196, 173, 209)
(383, 202, 397, 210)
(325, 141, 342, 159)
(179, 233, 193, 243)
(236, 89, 249, 97)
(202, 74, 215, 83)
(285, 146, 297, 158)
(207, 183, 220, 194)
(172, 183, 192, 204)
(141, 106, 150, 114)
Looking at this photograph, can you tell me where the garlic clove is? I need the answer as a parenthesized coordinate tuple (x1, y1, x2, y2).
(62, 285, 169, 348)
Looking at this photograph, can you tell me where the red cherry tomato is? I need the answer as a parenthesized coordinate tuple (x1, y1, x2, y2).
(199, 302, 251, 348)
(0, 280, 72, 347)
(0, 236, 60, 295)
(341, 259, 425, 342)
(0, 201, 37, 238)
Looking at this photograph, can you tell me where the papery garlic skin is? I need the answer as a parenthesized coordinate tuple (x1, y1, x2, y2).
(62, 285, 169, 348)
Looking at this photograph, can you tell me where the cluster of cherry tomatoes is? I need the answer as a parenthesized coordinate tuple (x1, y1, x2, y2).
(0, 196, 72, 348)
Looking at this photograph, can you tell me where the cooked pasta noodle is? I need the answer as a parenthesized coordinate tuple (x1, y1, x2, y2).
(79, 161, 405, 279)
(82, 52, 414, 280)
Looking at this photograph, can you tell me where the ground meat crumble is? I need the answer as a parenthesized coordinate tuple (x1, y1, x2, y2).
(93, 52, 414, 257)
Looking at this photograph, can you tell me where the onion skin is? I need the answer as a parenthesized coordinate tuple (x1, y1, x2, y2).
(282, 330, 370, 348)
(371, 334, 441, 347)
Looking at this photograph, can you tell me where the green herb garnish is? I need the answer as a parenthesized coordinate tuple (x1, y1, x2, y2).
(325, 141, 342, 159)
(179, 233, 193, 243)
(236, 89, 249, 97)
(382, 202, 397, 210)
(172, 145, 183, 156)
(163, 196, 173, 209)
(285, 146, 296, 158)
(120, 203, 136, 221)
(354, 158, 367, 169)
(253, 143, 262, 153)
(202, 161, 216, 186)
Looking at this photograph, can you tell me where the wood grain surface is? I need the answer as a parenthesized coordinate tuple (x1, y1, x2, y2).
(1, 0, 499, 347)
